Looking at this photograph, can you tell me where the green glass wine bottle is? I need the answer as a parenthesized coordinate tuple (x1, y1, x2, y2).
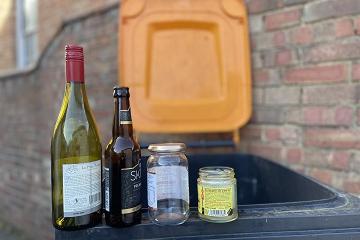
(51, 45, 102, 230)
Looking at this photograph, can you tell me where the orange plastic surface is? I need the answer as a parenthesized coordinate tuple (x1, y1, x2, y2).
(119, 0, 252, 133)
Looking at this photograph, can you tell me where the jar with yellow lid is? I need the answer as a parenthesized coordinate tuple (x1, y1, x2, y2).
(197, 167, 238, 223)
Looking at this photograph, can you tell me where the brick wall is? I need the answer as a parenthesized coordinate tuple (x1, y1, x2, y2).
(240, 0, 360, 192)
(0, 0, 118, 71)
(0, 0, 360, 239)
(0, 6, 118, 240)
(37, 0, 118, 60)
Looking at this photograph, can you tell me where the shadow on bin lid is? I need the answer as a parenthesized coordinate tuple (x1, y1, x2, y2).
(119, 0, 252, 134)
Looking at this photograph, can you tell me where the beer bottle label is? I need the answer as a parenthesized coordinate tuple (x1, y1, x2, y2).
(120, 108, 132, 124)
(121, 162, 142, 214)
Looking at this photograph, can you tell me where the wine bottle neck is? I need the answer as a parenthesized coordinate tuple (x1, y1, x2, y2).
(113, 96, 133, 138)
(64, 82, 88, 114)
(66, 81, 86, 95)
(66, 60, 84, 83)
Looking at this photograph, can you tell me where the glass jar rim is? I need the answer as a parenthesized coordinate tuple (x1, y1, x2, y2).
(199, 166, 235, 179)
(148, 143, 186, 153)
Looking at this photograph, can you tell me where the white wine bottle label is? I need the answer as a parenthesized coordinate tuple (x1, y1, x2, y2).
(104, 167, 110, 212)
(62, 160, 101, 217)
(121, 162, 142, 214)
(147, 166, 189, 207)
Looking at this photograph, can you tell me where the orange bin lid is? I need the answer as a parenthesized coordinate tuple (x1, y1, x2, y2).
(119, 0, 252, 133)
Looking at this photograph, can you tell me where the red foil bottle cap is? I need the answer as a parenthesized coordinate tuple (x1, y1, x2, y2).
(65, 44, 84, 83)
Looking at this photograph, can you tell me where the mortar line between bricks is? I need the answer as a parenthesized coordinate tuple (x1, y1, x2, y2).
(304, 12, 360, 25)
(261, 5, 304, 18)
(285, 79, 360, 88)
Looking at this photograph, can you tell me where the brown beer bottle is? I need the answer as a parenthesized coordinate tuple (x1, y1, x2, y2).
(104, 87, 142, 227)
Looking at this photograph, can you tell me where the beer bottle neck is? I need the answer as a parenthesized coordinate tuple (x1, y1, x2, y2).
(113, 96, 133, 138)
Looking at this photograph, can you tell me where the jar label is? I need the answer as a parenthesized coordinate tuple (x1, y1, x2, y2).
(147, 166, 189, 209)
(147, 172, 157, 208)
(197, 184, 234, 217)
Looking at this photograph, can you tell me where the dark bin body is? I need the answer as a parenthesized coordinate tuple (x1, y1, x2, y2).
(55, 153, 360, 239)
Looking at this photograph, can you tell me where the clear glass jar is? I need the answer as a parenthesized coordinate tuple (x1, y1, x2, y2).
(147, 143, 190, 225)
(197, 167, 238, 223)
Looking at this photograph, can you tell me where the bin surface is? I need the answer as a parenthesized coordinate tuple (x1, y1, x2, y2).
(55, 153, 360, 239)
